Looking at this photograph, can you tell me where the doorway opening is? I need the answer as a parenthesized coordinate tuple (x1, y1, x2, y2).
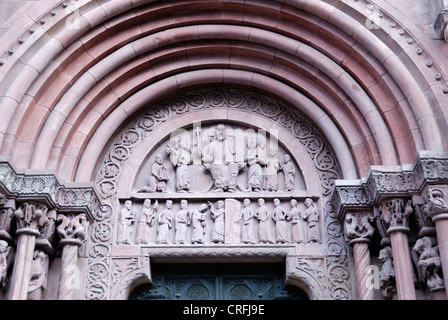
(129, 262, 309, 300)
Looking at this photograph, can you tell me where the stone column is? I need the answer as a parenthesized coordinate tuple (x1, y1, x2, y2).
(9, 203, 48, 300)
(422, 186, 448, 298)
(379, 198, 416, 300)
(57, 213, 87, 300)
(344, 212, 375, 300)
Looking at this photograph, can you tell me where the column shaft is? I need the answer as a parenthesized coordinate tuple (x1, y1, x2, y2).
(389, 231, 416, 300)
(353, 241, 374, 300)
(433, 214, 448, 299)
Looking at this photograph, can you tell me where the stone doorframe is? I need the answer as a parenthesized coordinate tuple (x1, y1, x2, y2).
(86, 89, 354, 300)
(109, 245, 347, 300)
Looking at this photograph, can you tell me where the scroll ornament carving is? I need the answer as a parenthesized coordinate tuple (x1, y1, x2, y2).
(288, 258, 326, 300)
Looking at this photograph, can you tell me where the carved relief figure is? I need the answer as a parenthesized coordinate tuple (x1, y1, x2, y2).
(344, 213, 375, 241)
(139, 154, 170, 193)
(263, 149, 280, 191)
(380, 198, 413, 228)
(272, 198, 290, 244)
(28, 249, 49, 300)
(0, 240, 12, 288)
(239, 199, 256, 244)
(57, 213, 87, 242)
(246, 133, 267, 192)
(166, 136, 192, 192)
(413, 237, 444, 292)
(38, 209, 57, 244)
(379, 246, 397, 299)
(135, 199, 158, 244)
(175, 200, 191, 244)
(117, 200, 137, 245)
(191, 204, 208, 244)
(290, 199, 305, 244)
(255, 198, 274, 244)
(157, 200, 173, 244)
(0, 202, 14, 240)
(303, 198, 321, 243)
(422, 187, 448, 217)
(208, 200, 225, 244)
(200, 124, 243, 192)
(281, 154, 295, 191)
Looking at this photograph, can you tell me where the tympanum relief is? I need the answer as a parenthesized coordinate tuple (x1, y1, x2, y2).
(116, 123, 322, 247)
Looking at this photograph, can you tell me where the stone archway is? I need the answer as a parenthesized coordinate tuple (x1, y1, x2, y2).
(87, 88, 353, 300)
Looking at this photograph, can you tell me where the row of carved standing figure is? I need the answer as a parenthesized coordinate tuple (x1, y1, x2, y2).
(139, 125, 296, 193)
(117, 198, 321, 246)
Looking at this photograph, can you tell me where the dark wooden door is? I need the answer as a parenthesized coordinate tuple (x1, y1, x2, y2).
(129, 263, 309, 300)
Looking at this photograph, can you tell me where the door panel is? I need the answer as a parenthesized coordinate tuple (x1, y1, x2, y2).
(129, 263, 309, 300)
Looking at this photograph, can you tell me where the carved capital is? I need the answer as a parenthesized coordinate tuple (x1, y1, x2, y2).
(14, 202, 48, 233)
(379, 198, 413, 234)
(343, 211, 375, 244)
(421, 186, 448, 221)
(57, 213, 88, 244)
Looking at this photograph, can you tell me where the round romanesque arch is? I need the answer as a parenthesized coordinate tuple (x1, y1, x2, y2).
(0, 0, 448, 301)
